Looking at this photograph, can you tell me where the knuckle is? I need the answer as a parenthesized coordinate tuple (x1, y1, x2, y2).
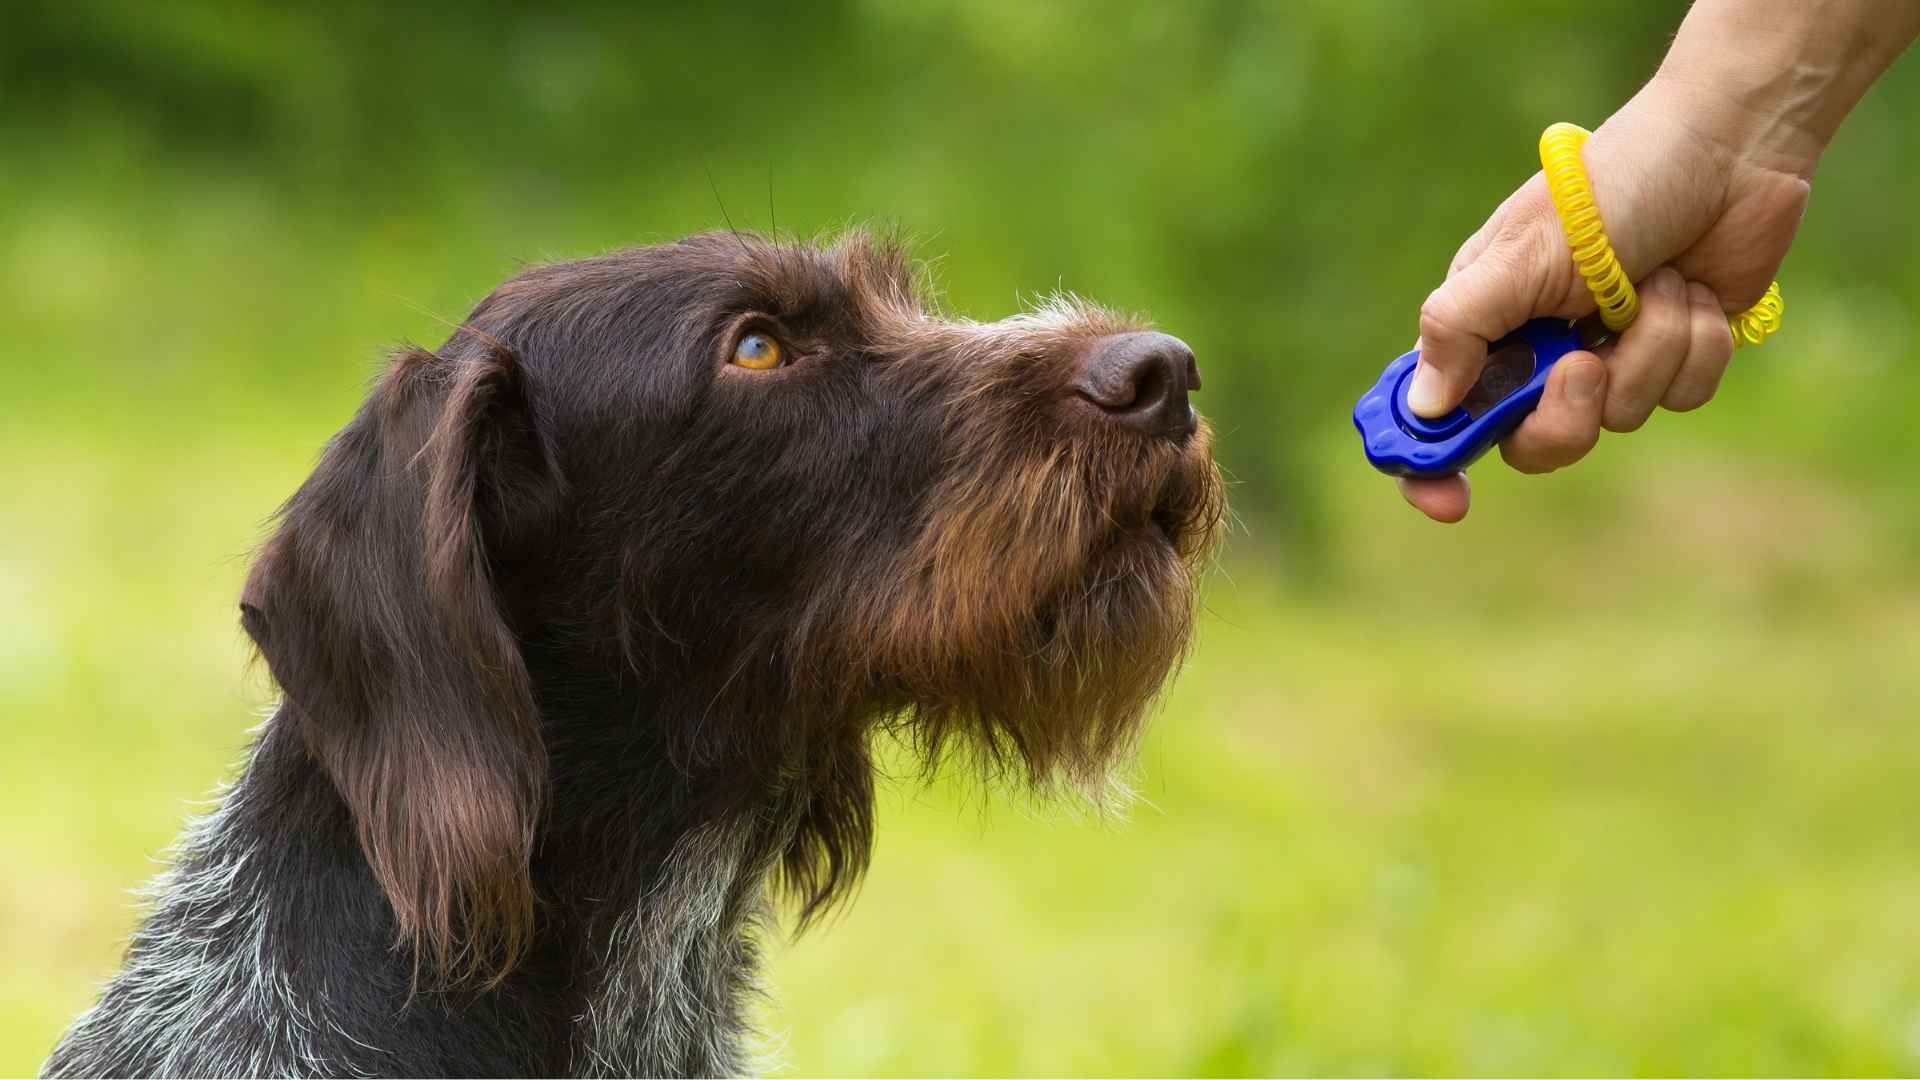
(1507, 184, 1561, 239)
(1499, 442, 1556, 475)
(1509, 215, 1578, 309)
(1649, 289, 1692, 343)
(1661, 300, 1694, 343)
(1514, 215, 1563, 275)
(1706, 332, 1735, 369)
(1696, 321, 1735, 369)
(1723, 279, 1770, 313)
(1502, 422, 1595, 473)
(1662, 381, 1717, 412)
(1418, 290, 1457, 333)
(1417, 299, 1465, 365)
(1544, 417, 1601, 460)
(1602, 399, 1652, 433)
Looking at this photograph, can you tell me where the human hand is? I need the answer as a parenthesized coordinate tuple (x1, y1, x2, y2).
(1398, 76, 1811, 523)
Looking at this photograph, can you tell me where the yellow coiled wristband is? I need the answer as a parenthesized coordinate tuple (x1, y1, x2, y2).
(1538, 122, 1783, 348)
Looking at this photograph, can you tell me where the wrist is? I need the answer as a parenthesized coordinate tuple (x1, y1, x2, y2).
(1647, 49, 1835, 178)
(1652, 0, 1917, 178)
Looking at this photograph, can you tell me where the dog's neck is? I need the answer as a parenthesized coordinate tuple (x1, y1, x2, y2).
(535, 668, 814, 1078)
(50, 694, 804, 1078)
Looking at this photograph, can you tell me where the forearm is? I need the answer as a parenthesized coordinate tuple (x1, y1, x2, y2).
(1653, 0, 1920, 175)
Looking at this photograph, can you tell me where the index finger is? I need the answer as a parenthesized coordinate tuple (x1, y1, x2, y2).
(1411, 178, 1564, 417)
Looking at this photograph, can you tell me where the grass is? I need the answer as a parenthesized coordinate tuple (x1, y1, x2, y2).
(7, 386, 1920, 1074)
(768, 522, 1920, 1075)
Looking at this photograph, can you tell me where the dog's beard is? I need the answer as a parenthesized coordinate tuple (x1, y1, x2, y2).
(769, 422, 1221, 932)
(822, 418, 1224, 801)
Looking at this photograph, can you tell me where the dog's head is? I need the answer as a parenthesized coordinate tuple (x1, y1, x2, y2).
(241, 231, 1222, 978)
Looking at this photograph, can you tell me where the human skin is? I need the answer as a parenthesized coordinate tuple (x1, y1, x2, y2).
(1400, 0, 1920, 523)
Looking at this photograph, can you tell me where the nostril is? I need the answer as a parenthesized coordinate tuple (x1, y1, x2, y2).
(1129, 359, 1170, 413)
(1073, 348, 1146, 410)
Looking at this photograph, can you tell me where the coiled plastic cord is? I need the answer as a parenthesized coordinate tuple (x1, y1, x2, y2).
(1539, 122, 1783, 348)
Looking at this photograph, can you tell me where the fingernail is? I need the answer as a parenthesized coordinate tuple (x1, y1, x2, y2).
(1565, 359, 1603, 404)
(1651, 267, 1681, 295)
(1407, 362, 1447, 417)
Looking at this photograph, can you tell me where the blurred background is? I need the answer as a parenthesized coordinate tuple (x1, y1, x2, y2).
(4, 1, 1919, 1073)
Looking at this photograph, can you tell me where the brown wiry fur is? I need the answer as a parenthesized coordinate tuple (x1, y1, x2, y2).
(237, 229, 1219, 999)
(766, 239, 1225, 920)
(242, 343, 558, 984)
(56, 230, 1223, 1077)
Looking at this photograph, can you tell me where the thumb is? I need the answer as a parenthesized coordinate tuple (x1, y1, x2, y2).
(1411, 174, 1573, 417)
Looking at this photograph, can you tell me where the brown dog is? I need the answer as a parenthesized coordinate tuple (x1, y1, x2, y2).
(48, 232, 1222, 1078)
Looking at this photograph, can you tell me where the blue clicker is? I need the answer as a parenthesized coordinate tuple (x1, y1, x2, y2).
(1353, 318, 1586, 478)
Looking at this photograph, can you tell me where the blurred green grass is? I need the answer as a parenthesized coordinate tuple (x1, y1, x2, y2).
(5, 1, 1920, 1074)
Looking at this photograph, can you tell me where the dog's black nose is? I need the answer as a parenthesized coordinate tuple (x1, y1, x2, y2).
(1072, 331, 1201, 439)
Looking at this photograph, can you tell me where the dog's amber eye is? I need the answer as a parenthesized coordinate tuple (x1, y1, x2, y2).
(731, 333, 784, 370)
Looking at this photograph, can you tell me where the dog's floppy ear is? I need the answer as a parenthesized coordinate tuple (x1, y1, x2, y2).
(241, 339, 561, 983)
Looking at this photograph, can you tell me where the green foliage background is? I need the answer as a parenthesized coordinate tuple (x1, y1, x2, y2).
(4, 1, 1918, 1073)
